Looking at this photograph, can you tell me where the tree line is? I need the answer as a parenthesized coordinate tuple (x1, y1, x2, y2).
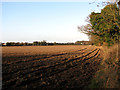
(1, 40, 92, 46)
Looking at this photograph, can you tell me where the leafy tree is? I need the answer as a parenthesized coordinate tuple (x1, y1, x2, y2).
(33, 41, 39, 46)
(41, 40, 47, 46)
(89, 35, 103, 46)
(79, 3, 120, 46)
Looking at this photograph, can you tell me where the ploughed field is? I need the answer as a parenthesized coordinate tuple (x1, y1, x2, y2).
(2, 45, 102, 89)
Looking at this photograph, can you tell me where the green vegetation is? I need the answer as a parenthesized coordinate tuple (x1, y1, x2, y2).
(90, 4, 120, 46)
(79, 1, 120, 88)
(79, 3, 120, 46)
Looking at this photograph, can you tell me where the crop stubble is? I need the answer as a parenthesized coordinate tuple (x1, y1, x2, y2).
(2, 45, 102, 89)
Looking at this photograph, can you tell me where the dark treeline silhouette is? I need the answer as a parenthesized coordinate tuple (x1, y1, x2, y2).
(1, 40, 92, 46)
(75, 41, 92, 45)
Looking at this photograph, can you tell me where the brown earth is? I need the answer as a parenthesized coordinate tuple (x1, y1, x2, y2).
(2, 45, 103, 89)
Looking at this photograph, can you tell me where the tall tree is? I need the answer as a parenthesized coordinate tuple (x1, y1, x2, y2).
(78, 3, 120, 46)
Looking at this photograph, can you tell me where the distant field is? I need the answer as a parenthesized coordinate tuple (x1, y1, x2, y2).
(2, 45, 102, 89)
(2, 45, 89, 57)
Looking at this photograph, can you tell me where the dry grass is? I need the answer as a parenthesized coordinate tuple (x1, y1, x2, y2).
(89, 44, 119, 88)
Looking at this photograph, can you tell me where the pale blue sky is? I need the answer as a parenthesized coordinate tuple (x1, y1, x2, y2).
(2, 2, 104, 43)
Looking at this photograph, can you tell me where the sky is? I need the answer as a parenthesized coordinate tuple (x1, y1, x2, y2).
(2, 1, 105, 43)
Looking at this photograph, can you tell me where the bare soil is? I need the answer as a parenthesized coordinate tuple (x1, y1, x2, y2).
(2, 45, 103, 89)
